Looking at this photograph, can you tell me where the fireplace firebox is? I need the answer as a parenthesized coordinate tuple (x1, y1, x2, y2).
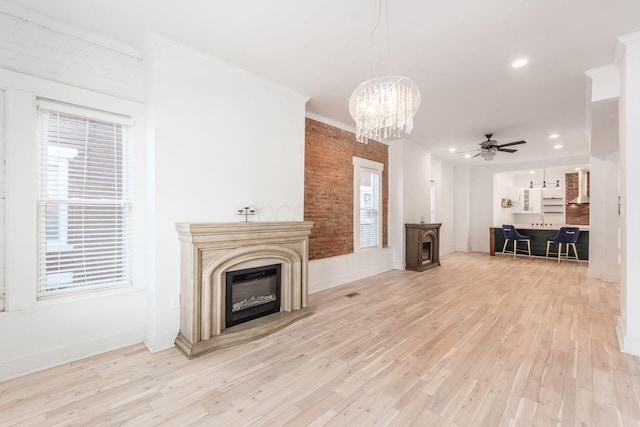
(225, 264, 281, 328)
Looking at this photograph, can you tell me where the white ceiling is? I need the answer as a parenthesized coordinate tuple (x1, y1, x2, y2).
(4, 0, 639, 164)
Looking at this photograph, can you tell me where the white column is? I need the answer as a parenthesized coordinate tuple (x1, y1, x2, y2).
(454, 165, 471, 252)
(602, 153, 620, 282)
(588, 155, 606, 278)
(618, 32, 640, 355)
(588, 154, 620, 282)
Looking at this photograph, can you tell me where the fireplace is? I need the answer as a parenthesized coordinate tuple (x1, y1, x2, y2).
(405, 223, 441, 272)
(226, 264, 281, 327)
(175, 222, 313, 358)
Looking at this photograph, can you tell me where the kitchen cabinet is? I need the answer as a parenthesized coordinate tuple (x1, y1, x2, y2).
(522, 188, 541, 213)
(506, 186, 522, 204)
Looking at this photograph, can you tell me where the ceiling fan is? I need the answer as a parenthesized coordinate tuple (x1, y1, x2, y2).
(471, 134, 526, 160)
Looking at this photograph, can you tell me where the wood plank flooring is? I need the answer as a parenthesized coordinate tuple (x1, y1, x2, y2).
(1, 252, 639, 426)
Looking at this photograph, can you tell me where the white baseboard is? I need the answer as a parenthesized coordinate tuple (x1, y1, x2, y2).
(587, 268, 620, 282)
(617, 316, 640, 356)
(144, 329, 180, 353)
(0, 330, 144, 382)
(309, 248, 394, 294)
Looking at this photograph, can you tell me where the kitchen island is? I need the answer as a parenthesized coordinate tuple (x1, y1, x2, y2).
(489, 225, 589, 260)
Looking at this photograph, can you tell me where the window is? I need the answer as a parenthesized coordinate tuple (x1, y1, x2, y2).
(430, 180, 436, 223)
(37, 99, 133, 296)
(353, 157, 383, 251)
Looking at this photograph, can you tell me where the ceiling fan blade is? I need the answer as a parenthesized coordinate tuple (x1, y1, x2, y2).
(497, 148, 517, 153)
(497, 140, 526, 148)
(472, 152, 482, 158)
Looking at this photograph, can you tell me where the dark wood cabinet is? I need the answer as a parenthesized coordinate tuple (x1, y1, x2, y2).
(405, 223, 442, 272)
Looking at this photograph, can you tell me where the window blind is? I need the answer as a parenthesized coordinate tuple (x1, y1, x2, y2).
(359, 167, 380, 249)
(37, 100, 133, 297)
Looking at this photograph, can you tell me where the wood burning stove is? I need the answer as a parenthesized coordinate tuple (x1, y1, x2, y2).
(225, 264, 281, 328)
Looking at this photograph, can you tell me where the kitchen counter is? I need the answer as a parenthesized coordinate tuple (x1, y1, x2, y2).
(513, 223, 590, 231)
(490, 226, 589, 260)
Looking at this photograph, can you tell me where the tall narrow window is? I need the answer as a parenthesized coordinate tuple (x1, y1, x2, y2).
(37, 100, 133, 297)
(353, 157, 384, 251)
(430, 180, 436, 223)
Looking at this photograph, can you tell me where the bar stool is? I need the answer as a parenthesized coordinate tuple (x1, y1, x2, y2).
(501, 224, 532, 258)
(546, 227, 580, 263)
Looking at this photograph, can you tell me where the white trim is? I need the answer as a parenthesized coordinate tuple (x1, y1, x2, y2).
(37, 99, 134, 126)
(617, 316, 640, 356)
(352, 156, 385, 171)
(618, 31, 640, 46)
(305, 111, 388, 145)
(353, 156, 384, 252)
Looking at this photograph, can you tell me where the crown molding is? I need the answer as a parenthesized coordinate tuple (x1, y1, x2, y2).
(304, 112, 387, 145)
(0, 1, 140, 58)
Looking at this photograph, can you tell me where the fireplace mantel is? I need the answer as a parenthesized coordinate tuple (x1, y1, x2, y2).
(175, 221, 313, 358)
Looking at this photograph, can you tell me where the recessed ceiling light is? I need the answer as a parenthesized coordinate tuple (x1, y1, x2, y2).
(448, 148, 456, 153)
(464, 154, 471, 159)
(530, 170, 536, 174)
(549, 133, 559, 139)
(575, 167, 581, 171)
(511, 58, 529, 68)
(553, 144, 563, 149)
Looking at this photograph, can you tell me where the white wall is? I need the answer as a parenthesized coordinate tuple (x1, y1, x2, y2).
(589, 153, 620, 282)
(453, 165, 471, 252)
(402, 141, 431, 224)
(0, 11, 147, 380)
(492, 172, 515, 227)
(387, 140, 432, 269)
(0, 88, 5, 311)
(388, 139, 404, 269)
(431, 156, 455, 254)
(143, 35, 309, 351)
(618, 33, 640, 355)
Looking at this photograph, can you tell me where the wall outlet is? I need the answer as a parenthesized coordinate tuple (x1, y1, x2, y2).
(169, 296, 180, 311)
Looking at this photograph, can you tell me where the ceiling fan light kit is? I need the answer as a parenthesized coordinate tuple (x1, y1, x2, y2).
(472, 134, 526, 160)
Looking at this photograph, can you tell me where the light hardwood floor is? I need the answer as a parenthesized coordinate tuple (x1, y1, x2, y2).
(2, 252, 639, 426)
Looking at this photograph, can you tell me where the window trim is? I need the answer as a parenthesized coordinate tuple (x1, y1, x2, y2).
(353, 156, 384, 252)
(36, 100, 134, 298)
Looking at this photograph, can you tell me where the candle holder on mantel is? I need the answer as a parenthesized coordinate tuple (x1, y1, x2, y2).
(237, 206, 255, 222)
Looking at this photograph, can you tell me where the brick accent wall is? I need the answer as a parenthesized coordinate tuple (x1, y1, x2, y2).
(304, 118, 389, 260)
(565, 172, 590, 225)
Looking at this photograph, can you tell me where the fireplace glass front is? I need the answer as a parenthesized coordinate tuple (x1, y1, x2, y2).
(225, 264, 281, 328)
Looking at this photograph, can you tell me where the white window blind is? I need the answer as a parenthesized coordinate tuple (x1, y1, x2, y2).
(353, 157, 383, 251)
(359, 167, 380, 248)
(37, 100, 133, 297)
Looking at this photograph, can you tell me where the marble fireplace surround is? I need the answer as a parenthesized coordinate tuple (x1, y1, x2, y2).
(174, 221, 314, 358)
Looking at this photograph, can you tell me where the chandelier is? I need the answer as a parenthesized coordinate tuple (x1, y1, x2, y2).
(349, 76, 421, 143)
(348, 0, 421, 143)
